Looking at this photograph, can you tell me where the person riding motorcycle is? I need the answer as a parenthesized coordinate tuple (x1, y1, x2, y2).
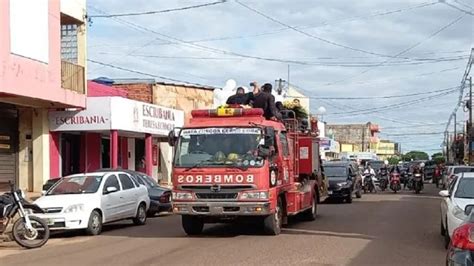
(363, 164, 377, 192)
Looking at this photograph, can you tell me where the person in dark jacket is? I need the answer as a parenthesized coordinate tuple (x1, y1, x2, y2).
(253, 83, 281, 120)
(226, 87, 254, 105)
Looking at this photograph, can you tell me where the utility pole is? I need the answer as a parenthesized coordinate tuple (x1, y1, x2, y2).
(470, 77, 473, 164)
(454, 113, 457, 140)
(446, 132, 449, 163)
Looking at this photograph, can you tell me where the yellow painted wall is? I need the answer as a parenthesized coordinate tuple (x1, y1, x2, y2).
(341, 144, 354, 152)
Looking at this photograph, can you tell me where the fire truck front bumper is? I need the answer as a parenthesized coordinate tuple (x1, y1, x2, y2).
(173, 201, 272, 216)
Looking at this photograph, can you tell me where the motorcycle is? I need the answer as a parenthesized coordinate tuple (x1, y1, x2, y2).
(390, 173, 401, 193)
(413, 173, 423, 194)
(379, 172, 388, 192)
(363, 173, 375, 193)
(0, 182, 49, 249)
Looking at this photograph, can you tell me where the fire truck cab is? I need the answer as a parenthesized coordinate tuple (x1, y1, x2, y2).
(168, 107, 327, 235)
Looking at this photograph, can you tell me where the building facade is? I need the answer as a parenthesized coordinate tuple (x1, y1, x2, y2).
(110, 79, 215, 185)
(370, 140, 396, 160)
(0, 0, 87, 192)
(326, 123, 380, 153)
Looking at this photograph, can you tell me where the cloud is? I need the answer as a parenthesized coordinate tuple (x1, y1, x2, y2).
(87, 0, 474, 153)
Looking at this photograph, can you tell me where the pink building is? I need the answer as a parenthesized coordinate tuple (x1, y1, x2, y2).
(0, 0, 87, 192)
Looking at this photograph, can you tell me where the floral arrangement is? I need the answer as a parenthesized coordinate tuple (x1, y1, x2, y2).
(283, 99, 308, 119)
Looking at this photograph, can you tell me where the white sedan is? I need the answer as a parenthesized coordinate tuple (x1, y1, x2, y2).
(440, 172, 474, 248)
(35, 171, 150, 235)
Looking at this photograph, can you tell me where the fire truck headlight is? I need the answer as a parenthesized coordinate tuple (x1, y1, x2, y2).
(270, 170, 277, 186)
(240, 191, 268, 200)
(172, 192, 193, 200)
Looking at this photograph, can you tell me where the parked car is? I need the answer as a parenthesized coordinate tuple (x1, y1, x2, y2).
(34, 171, 150, 235)
(446, 204, 474, 265)
(443, 166, 474, 189)
(323, 161, 362, 203)
(95, 169, 171, 216)
(42, 177, 61, 194)
(440, 173, 474, 248)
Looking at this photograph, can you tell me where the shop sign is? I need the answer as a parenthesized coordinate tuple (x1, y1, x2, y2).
(49, 97, 112, 131)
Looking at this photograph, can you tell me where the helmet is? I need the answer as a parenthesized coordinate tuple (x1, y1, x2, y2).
(214, 151, 226, 162)
(384, 160, 388, 165)
(227, 153, 240, 161)
(420, 162, 425, 168)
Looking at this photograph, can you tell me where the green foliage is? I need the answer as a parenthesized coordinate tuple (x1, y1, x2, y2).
(402, 151, 429, 161)
(432, 152, 443, 159)
(387, 156, 400, 165)
(433, 156, 446, 165)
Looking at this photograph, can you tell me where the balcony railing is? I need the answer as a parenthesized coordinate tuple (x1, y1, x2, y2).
(61, 60, 85, 94)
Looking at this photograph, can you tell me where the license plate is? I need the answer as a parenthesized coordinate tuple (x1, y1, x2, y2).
(328, 191, 333, 195)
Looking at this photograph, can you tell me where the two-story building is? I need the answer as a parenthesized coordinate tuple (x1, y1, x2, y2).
(0, 0, 87, 192)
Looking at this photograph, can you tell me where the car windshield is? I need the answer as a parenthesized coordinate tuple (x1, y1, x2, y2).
(370, 161, 384, 171)
(324, 166, 348, 179)
(454, 167, 474, 174)
(174, 127, 264, 168)
(455, 178, 474, 199)
(140, 174, 159, 188)
(47, 175, 103, 195)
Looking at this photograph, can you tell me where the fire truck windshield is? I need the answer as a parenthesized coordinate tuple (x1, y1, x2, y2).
(174, 127, 264, 168)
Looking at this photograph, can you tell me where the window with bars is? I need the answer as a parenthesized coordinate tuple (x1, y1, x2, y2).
(61, 24, 78, 63)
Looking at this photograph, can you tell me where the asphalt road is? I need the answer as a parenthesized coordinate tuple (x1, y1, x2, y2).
(0, 184, 446, 265)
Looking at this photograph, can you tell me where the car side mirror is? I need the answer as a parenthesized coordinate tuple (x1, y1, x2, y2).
(465, 205, 474, 216)
(105, 186, 118, 194)
(439, 190, 450, 197)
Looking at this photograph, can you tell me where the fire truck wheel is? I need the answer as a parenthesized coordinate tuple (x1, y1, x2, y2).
(264, 198, 283, 235)
(302, 193, 317, 221)
(182, 215, 204, 236)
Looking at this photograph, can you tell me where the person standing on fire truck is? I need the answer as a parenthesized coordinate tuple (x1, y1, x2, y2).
(252, 83, 281, 120)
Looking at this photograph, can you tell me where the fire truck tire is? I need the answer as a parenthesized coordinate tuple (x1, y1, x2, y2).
(302, 193, 317, 221)
(264, 198, 283, 235)
(181, 215, 204, 236)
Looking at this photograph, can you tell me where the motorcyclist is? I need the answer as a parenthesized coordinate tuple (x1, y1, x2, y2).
(363, 164, 377, 192)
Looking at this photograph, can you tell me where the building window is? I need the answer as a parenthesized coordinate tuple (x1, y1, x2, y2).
(61, 24, 78, 63)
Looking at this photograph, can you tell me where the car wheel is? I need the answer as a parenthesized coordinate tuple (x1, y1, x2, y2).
(302, 193, 317, 221)
(133, 203, 147, 225)
(444, 219, 450, 249)
(182, 215, 204, 236)
(441, 218, 446, 236)
(264, 197, 283, 235)
(86, 210, 103, 236)
(346, 194, 353, 204)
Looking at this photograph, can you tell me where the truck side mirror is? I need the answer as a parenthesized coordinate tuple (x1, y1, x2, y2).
(168, 130, 177, 147)
(264, 127, 275, 147)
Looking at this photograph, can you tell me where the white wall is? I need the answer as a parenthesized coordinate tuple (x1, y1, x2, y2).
(60, 0, 86, 22)
(10, 0, 49, 63)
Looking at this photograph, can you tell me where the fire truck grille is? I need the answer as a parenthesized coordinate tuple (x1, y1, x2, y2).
(195, 193, 238, 200)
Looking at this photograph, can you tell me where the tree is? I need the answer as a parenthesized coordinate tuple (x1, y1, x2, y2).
(402, 151, 429, 161)
(432, 152, 443, 159)
(387, 156, 401, 165)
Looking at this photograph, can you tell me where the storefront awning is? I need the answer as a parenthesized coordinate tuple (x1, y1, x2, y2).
(49, 96, 184, 136)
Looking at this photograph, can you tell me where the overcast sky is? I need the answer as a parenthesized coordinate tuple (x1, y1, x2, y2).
(86, 0, 474, 155)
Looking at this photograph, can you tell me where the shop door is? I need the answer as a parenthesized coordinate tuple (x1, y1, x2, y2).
(101, 138, 110, 168)
(0, 106, 18, 190)
(61, 134, 81, 176)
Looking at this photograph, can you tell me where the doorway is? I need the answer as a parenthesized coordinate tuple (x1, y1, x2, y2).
(101, 138, 110, 168)
(60, 133, 81, 176)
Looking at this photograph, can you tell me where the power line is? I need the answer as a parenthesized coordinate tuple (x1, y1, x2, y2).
(328, 89, 459, 116)
(88, 1, 227, 18)
(381, 132, 446, 136)
(235, 0, 398, 59)
(87, 59, 218, 87)
(443, 1, 474, 16)
(323, 13, 466, 86)
(309, 86, 459, 100)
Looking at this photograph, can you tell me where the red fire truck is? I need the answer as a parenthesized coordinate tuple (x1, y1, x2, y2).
(168, 106, 328, 235)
